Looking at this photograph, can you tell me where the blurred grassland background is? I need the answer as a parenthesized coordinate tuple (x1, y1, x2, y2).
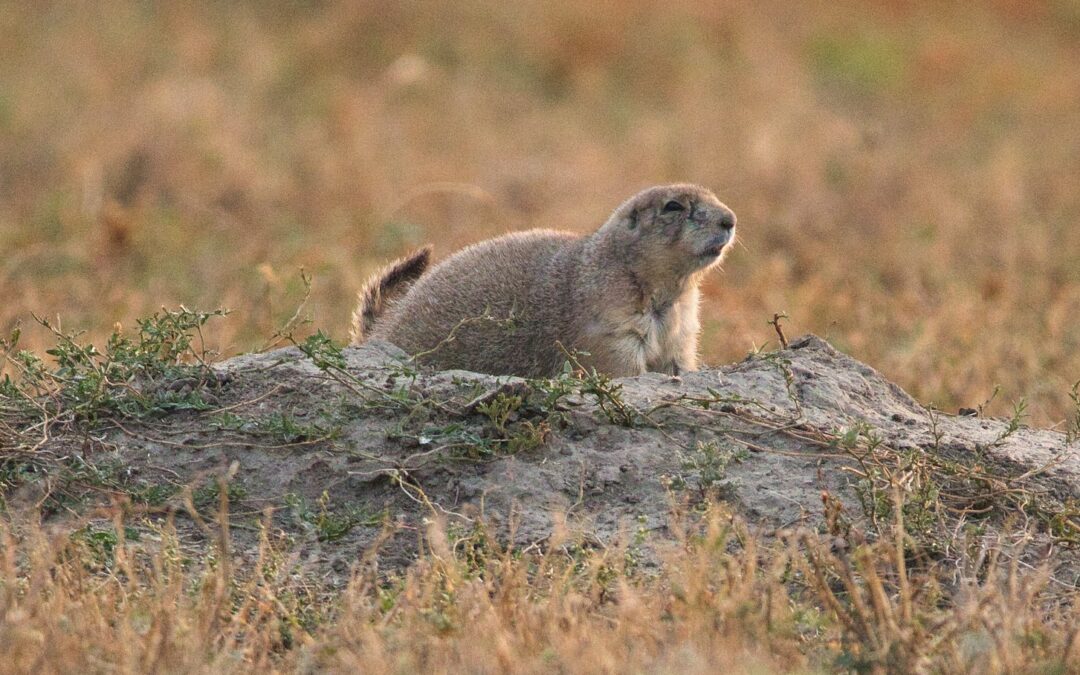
(1, 0, 1078, 424)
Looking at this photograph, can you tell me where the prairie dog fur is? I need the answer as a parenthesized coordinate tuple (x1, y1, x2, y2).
(350, 184, 737, 377)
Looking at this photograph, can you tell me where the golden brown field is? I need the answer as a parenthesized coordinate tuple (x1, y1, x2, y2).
(2, 1, 1080, 672)
(2, 0, 1077, 423)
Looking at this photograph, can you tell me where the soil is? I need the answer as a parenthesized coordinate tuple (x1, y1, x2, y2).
(11, 335, 1080, 584)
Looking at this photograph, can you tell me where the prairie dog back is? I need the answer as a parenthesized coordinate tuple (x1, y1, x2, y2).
(371, 230, 583, 376)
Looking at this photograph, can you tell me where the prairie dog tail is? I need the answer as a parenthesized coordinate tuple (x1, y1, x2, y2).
(349, 247, 432, 344)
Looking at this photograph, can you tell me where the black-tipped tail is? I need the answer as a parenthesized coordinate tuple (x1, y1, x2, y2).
(349, 247, 432, 344)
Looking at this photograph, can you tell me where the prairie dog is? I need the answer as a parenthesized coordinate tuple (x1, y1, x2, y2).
(350, 184, 736, 377)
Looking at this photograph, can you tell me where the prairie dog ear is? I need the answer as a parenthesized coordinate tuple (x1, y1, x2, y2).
(626, 208, 639, 230)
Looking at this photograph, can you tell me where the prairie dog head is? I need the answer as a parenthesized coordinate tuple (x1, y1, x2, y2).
(603, 184, 737, 281)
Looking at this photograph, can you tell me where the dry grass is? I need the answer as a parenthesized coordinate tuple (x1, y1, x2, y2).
(0, 0, 1077, 424)
(2, 502, 1079, 674)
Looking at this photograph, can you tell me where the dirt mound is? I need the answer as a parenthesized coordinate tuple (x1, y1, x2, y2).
(10, 335, 1079, 579)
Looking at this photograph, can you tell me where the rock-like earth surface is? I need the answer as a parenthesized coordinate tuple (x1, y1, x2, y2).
(13, 335, 1080, 582)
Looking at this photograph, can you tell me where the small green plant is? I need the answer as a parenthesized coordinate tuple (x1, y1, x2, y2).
(69, 524, 140, 570)
(475, 391, 551, 454)
(668, 441, 748, 499)
(130, 482, 180, 507)
(297, 330, 347, 371)
(285, 491, 375, 542)
(476, 391, 523, 435)
(1, 307, 227, 424)
(757, 351, 803, 418)
(993, 397, 1029, 445)
(256, 411, 336, 444)
(622, 513, 651, 573)
(211, 409, 341, 444)
(505, 420, 550, 453)
(0, 461, 36, 495)
(576, 367, 637, 427)
(444, 518, 500, 577)
(193, 478, 248, 511)
(839, 420, 954, 547)
(543, 347, 638, 427)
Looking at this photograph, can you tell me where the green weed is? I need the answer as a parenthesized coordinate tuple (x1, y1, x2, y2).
(285, 491, 376, 542)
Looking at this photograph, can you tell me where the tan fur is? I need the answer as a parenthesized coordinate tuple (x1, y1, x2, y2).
(351, 184, 736, 377)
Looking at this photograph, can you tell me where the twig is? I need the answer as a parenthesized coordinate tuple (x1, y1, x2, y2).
(768, 312, 789, 349)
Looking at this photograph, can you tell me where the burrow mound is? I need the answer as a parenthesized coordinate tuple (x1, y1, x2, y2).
(11, 335, 1080, 578)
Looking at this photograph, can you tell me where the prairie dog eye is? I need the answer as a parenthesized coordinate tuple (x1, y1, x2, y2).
(661, 200, 686, 213)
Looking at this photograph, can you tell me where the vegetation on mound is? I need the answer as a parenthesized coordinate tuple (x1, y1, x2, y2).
(6, 308, 1077, 554)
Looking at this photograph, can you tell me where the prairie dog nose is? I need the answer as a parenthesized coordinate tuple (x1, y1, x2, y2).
(719, 209, 736, 231)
